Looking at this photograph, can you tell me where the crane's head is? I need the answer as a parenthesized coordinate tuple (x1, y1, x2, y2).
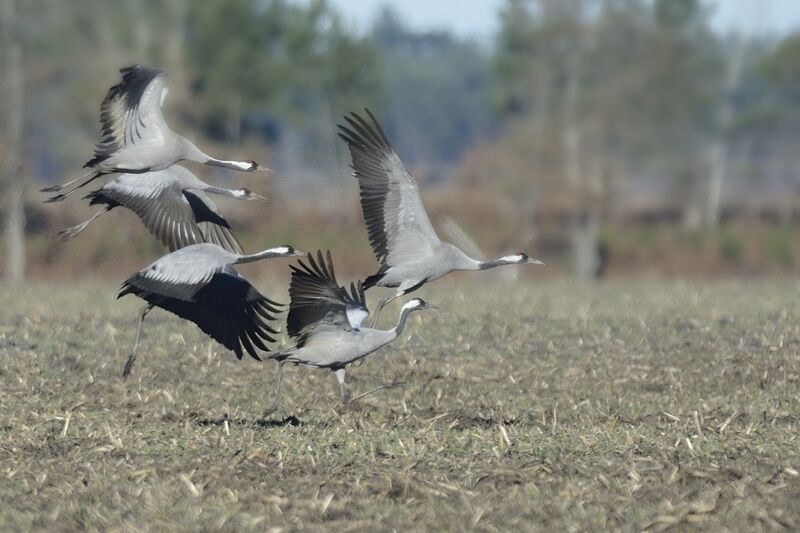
(402, 298, 438, 313)
(501, 252, 544, 266)
(237, 188, 268, 201)
(246, 160, 271, 172)
(268, 245, 304, 257)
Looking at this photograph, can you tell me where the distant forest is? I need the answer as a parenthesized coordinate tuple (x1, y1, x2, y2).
(5, 0, 800, 280)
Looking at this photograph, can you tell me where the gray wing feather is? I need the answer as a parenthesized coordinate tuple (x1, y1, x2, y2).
(338, 110, 441, 268)
(118, 248, 281, 361)
(95, 171, 242, 253)
(118, 245, 227, 302)
(87, 65, 170, 168)
(286, 250, 367, 346)
(192, 191, 244, 255)
(98, 174, 205, 251)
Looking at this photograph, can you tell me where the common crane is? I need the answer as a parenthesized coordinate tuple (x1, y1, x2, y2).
(267, 250, 435, 411)
(338, 110, 543, 324)
(58, 165, 266, 253)
(117, 243, 302, 379)
(42, 65, 268, 203)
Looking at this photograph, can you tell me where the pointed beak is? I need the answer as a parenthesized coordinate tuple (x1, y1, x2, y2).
(527, 258, 545, 265)
(250, 192, 269, 201)
(427, 304, 440, 310)
(253, 164, 272, 173)
(291, 250, 306, 257)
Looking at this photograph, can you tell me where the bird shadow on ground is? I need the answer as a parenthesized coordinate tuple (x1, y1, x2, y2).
(187, 412, 302, 428)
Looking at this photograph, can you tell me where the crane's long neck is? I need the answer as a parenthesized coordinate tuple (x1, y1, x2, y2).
(181, 139, 253, 171)
(447, 246, 484, 272)
(393, 306, 417, 336)
(478, 257, 515, 270)
(234, 246, 292, 264)
(446, 245, 537, 272)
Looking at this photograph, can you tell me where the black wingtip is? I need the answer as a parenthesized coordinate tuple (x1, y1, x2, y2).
(363, 270, 385, 290)
(120, 64, 166, 75)
(325, 249, 335, 280)
(117, 281, 133, 299)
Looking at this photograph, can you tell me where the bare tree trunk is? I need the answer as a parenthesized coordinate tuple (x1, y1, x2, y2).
(165, 0, 188, 119)
(563, 50, 598, 280)
(2, 0, 25, 284)
(572, 211, 600, 279)
(705, 34, 745, 229)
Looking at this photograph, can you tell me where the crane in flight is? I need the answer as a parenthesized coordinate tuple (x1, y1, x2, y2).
(338, 110, 543, 325)
(58, 165, 266, 253)
(42, 65, 269, 203)
(117, 243, 302, 379)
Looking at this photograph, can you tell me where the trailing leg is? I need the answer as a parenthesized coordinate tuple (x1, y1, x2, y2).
(348, 381, 406, 404)
(57, 207, 109, 241)
(123, 304, 153, 380)
(371, 292, 401, 327)
(334, 368, 348, 403)
(44, 171, 103, 203)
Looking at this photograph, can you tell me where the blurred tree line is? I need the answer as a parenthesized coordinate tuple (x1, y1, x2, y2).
(4, 0, 800, 281)
(463, 0, 800, 277)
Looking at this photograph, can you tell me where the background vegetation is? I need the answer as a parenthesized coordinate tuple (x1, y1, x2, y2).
(4, 0, 800, 280)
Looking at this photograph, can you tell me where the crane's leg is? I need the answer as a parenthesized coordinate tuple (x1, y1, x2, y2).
(348, 381, 406, 404)
(263, 362, 284, 416)
(57, 208, 109, 242)
(40, 169, 98, 192)
(123, 304, 153, 380)
(371, 292, 402, 328)
(334, 368, 348, 403)
(43, 171, 102, 203)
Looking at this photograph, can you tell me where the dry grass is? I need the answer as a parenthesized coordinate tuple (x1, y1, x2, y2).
(1, 278, 799, 531)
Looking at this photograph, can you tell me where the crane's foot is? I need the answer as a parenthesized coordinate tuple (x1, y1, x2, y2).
(122, 353, 137, 380)
(44, 193, 67, 203)
(261, 403, 280, 419)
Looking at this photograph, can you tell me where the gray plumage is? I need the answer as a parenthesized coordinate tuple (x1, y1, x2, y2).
(338, 110, 543, 322)
(57, 165, 267, 253)
(117, 242, 302, 379)
(42, 65, 268, 202)
(266, 250, 435, 409)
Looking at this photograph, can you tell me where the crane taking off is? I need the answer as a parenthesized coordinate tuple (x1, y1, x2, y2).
(118, 243, 302, 379)
(267, 250, 435, 411)
(338, 110, 543, 324)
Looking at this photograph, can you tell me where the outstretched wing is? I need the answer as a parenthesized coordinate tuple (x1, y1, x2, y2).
(86, 65, 170, 169)
(117, 244, 225, 302)
(286, 250, 368, 346)
(337, 110, 441, 269)
(118, 246, 281, 361)
(193, 194, 244, 255)
(87, 170, 243, 253)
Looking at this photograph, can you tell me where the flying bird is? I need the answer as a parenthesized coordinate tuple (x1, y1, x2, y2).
(338, 110, 543, 324)
(117, 243, 302, 379)
(58, 165, 266, 253)
(42, 65, 269, 202)
(267, 250, 436, 411)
